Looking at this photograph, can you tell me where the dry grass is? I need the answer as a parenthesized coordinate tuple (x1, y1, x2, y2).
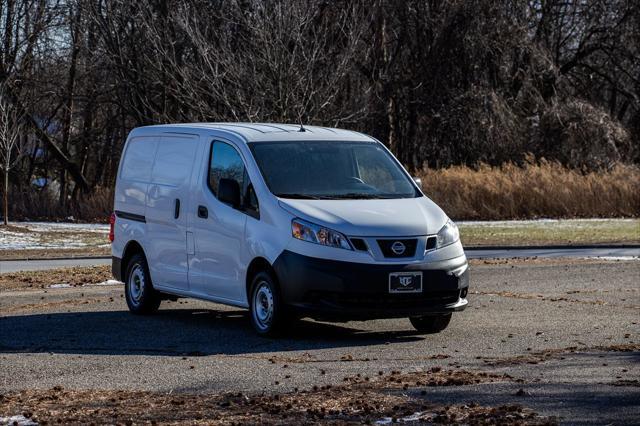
(7, 186, 113, 222)
(459, 219, 640, 246)
(0, 246, 110, 260)
(5, 163, 640, 222)
(419, 160, 640, 220)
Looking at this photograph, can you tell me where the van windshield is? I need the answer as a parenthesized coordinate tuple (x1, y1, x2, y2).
(248, 141, 420, 200)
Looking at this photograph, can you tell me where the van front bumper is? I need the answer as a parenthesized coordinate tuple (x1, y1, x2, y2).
(272, 250, 469, 321)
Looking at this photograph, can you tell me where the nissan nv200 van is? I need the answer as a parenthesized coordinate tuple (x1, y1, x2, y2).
(111, 123, 469, 336)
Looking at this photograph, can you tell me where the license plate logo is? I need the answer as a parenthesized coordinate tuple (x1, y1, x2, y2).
(398, 276, 413, 286)
(389, 272, 422, 293)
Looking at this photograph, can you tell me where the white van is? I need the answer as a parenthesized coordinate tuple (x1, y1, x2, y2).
(111, 123, 469, 336)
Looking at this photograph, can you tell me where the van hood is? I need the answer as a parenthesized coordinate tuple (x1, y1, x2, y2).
(278, 196, 448, 237)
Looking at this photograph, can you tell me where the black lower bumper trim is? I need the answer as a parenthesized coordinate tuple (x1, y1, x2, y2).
(273, 250, 469, 321)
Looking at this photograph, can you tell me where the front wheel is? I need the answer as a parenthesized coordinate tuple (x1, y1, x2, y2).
(409, 313, 452, 333)
(249, 271, 287, 337)
(125, 253, 161, 314)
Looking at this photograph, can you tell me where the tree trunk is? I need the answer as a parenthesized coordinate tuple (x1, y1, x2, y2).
(3, 168, 8, 226)
(0, 79, 90, 192)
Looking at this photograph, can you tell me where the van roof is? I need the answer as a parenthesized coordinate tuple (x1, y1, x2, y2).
(131, 123, 375, 143)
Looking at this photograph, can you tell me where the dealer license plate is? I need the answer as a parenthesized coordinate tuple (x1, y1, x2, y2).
(388, 272, 423, 293)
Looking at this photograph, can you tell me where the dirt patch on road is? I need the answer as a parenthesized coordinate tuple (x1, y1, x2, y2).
(340, 367, 512, 388)
(0, 265, 111, 292)
(0, 370, 552, 425)
(481, 344, 640, 367)
(474, 290, 611, 306)
(0, 296, 111, 315)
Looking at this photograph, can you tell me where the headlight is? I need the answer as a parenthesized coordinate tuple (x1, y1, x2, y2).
(436, 220, 459, 248)
(291, 218, 352, 250)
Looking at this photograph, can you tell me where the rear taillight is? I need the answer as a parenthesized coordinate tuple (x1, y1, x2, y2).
(109, 212, 116, 242)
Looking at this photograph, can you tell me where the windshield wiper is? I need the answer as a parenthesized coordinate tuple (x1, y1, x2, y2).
(275, 193, 322, 200)
(276, 192, 400, 200)
(327, 193, 391, 200)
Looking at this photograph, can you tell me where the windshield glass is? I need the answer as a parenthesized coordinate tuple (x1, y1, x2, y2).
(249, 141, 419, 199)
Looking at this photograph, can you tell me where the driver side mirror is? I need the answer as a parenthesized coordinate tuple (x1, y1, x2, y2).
(218, 178, 241, 208)
(413, 176, 423, 188)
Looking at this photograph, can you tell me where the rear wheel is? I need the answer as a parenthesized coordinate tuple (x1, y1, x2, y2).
(409, 314, 452, 333)
(125, 253, 161, 314)
(249, 271, 287, 337)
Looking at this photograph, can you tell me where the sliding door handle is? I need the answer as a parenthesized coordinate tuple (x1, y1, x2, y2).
(197, 205, 208, 219)
(174, 199, 180, 219)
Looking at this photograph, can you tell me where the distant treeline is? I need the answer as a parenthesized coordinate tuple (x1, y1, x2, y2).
(0, 0, 639, 215)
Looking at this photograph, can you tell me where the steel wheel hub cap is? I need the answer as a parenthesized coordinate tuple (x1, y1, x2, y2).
(253, 282, 274, 330)
(128, 264, 145, 305)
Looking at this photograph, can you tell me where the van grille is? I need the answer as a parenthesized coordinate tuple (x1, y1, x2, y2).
(377, 239, 417, 258)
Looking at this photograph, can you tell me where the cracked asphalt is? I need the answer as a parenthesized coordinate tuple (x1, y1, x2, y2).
(0, 259, 639, 425)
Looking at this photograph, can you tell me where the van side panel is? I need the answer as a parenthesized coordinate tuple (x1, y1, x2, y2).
(145, 134, 200, 290)
(112, 136, 159, 260)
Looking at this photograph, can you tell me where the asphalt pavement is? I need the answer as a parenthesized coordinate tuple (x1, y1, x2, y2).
(0, 257, 112, 273)
(1, 259, 638, 424)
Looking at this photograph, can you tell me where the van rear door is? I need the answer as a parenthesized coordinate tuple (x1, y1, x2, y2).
(145, 134, 199, 291)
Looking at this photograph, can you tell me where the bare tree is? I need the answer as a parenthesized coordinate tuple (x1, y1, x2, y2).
(0, 83, 24, 225)
(0, 0, 636, 220)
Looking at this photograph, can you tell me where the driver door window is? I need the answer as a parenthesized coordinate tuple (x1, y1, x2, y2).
(208, 141, 259, 218)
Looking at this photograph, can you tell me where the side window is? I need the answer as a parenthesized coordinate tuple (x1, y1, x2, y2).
(208, 141, 259, 217)
(120, 137, 158, 182)
(209, 142, 245, 196)
(151, 136, 198, 186)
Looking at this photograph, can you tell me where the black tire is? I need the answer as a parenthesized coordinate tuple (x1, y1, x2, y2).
(124, 253, 161, 314)
(409, 313, 452, 333)
(249, 271, 288, 337)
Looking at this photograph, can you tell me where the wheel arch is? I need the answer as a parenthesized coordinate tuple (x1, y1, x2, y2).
(121, 240, 146, 281)
(245, 257, 276, 303)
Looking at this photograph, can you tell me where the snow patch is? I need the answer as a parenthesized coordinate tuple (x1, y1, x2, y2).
(376, 411, 436, 424)
(1, 415, 38, 426)
(0, 221, 109, 250)
(13, 221, 109, 232)
(48, 283, 73, 288)
(86, 279, 122, 287)
(48, 280, 122, 288)
(592, 256, 640, 261)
